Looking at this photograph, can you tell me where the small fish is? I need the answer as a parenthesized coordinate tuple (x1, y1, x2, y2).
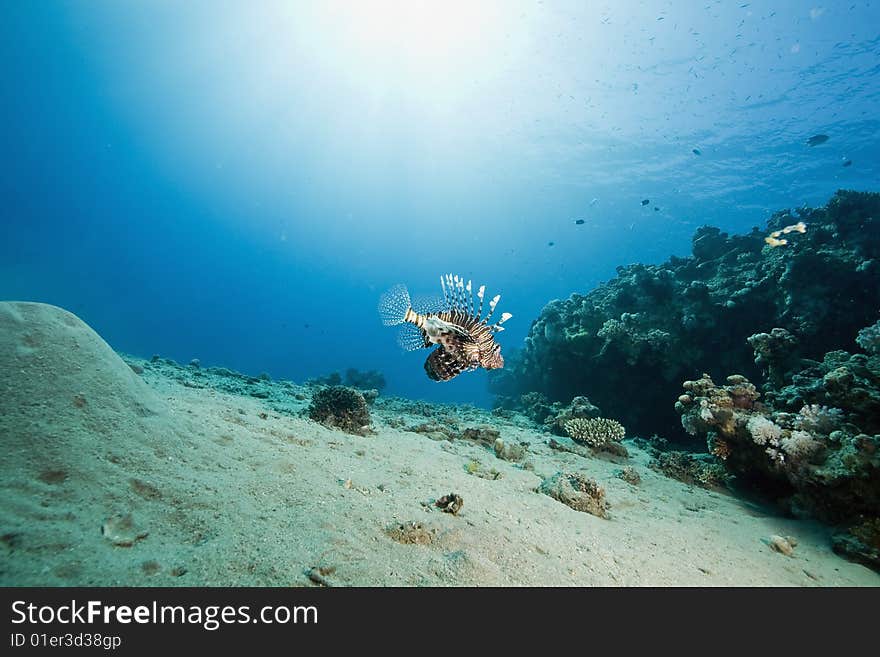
(806, 134, 829, 147)
(842, 159, 852, 167)
(654, 207, 660, 212)
(641, 199, 650, 206)
(378, 275, 511, 382)
(779, 221, 807, 235)
(692, 148, 702, 156)
(765, 236, 788, 248)
(548, 241, 555, 247)
(575, 219, 585, 225)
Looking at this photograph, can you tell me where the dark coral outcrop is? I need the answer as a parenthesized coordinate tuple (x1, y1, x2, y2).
(674, 324, 880, 569)
(307, 385, 372, 435)
(491, 190, 880, 443)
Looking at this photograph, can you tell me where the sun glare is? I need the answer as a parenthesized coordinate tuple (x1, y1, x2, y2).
(311, 0, 511, 103)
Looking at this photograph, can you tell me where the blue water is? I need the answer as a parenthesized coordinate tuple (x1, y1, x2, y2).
(2, 1, 878, 406)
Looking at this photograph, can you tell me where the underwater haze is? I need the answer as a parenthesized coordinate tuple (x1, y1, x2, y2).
(2, 0, 879, 406)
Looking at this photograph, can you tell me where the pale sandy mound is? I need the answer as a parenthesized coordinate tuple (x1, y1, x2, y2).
(0, 301, 163, 424)
(0, 302, 203, 584)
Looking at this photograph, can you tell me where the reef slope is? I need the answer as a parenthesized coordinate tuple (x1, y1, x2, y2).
(491, 190, 880, 444)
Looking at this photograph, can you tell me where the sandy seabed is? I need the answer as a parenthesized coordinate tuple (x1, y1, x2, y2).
(1, 301, 877, 587)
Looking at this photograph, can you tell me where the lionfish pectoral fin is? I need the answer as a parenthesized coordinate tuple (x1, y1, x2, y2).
(378, 284, 412, 326)
(397, 324, 429, 352)
(424, 347, 471, 382)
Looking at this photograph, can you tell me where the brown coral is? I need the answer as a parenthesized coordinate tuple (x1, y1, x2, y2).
(307, 385, 371, 435)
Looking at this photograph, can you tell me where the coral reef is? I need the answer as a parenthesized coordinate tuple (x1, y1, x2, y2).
(542, 396, 601, 435)
(344, 368, 387, 391)
(307, 385, 372, 435)
(833, 519, 880, 570)
(564, 417, 625, 447)
(747, 328, 798, 389)
(539, 472, 608, 518)
(856, 320, 880, 355)
(491, 190, 880, 443)
(493, 392, 600, 435)
(648, 450, 731, 490)
(306, 371, 342, 386)
(674, 317, 880, 569)
(306, 368, 386, 391)
(676, 370, 880, 535)
(764, 350, 880, 435)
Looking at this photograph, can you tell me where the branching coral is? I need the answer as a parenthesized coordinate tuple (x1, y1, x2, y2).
(746, 416, 782, 446)
(794, 404, 843, 435)
(564, 417, 625, 447)
(779, 430, 822, 459)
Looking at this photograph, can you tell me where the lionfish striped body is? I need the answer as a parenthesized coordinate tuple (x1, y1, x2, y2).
(379, 274, 512, 382)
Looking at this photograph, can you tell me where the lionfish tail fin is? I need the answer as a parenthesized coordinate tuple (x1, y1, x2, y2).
(378, 283, 412, 326)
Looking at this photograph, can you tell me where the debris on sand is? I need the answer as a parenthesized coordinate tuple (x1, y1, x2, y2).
(305, 565, 337, 587)
(435, 493, 464, 515)
(540, 472, 608, 518)
(616, 466, 641, 486)
(385, 521, 436, 545)
(493, 437, 527, 462)
(101, 514, 148, 547)
(768, 534, 797, 556)
(464, 459, 503, 480)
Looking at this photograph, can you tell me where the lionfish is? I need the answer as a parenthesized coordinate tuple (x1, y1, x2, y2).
(378, 274, 512, 382)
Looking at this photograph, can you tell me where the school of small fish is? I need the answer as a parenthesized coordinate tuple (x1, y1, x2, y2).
(764, 221, 807, 248)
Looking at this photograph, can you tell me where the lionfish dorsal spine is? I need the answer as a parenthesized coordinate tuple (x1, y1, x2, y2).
(444, 273, 455, 310)
(491, 311, 513, 332)
(476, 285, 486, 319)
(485, 294, 501, 322)
(465, 279, 473, 316)
(451, 274, 466, 313)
